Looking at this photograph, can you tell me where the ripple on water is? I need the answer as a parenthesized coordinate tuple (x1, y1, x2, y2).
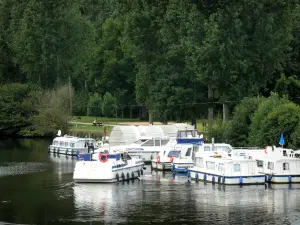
(0, 162, 49, 177)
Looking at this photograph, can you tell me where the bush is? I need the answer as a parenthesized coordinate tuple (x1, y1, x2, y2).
(207, 116, 230, 144)
(89, 93, 102, 117)
(248, 93, 290, 146)
(102, 92, 117, 117)
(0, 83, 39, 136)
(227, 96, 264, 147)
(249, 100, 300, 147)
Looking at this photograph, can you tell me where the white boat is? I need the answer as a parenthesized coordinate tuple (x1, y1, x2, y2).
(73, 152, 145, 183)
(171, 144, 199, 173)
(124, 137, 177, 162)
(151, 145, 181, 171)
(188, 153, 265, 185)
(48, 134, 97, 156)
(244, 146, 300, 183)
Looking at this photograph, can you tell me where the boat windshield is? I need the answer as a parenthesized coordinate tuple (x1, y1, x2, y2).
(134, 139, 149, 145)
(168, 151, 180, 157)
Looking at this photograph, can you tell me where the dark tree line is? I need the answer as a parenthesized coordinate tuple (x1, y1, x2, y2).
(1, 0, 300, 144)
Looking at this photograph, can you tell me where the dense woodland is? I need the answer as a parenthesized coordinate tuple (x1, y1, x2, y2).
(1, 0, 300, 148)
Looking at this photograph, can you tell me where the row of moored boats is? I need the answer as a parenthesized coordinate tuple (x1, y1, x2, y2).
(48, 124, 300, 184)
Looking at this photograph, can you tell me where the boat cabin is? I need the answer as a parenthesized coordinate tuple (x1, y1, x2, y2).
(51, 136, 96, 149)
(194, 156, 258, 177)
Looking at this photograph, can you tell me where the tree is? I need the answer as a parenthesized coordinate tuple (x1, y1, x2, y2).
(248, 93, 290, 146)
(102, 92, 117, 117)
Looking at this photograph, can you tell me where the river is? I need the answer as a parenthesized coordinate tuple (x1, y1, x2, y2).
(0, 138, 300, 225)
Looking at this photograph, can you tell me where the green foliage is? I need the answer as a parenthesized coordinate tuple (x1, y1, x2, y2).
(248, 94, 298, 147)
(102, 92, 117, 117)
(88, 93, 102, 117)
(0, 83, 39, 135)
(207, 117, 230, 143)
(73, 90, 87, 116)
(227, 96, 265, 147)
(275, 74, 300, 104)
(290, 122, 300, 148)
(29, 85, 74, 136)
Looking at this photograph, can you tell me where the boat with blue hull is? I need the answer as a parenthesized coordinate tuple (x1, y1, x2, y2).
(187, 153, 265, 185)
(73, 152, 145, 183)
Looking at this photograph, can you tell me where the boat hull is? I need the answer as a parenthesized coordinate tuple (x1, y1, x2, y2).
(151, 161, 172, 171)
(73, 161, 144, 183)
(48, 146, 94, 156)
(265, 174, 300, 183)
(172, 163, 194, 173)
(189, 170, 265, 185)
(127, 151, 160, 162)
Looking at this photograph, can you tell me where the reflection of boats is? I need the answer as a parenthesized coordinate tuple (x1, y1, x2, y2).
(188, 153, 265, 185)
(73, 152, 145, 183)
(48, 133, 97, 156)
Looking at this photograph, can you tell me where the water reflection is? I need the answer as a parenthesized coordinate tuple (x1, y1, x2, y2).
(0, 139, 300, 225)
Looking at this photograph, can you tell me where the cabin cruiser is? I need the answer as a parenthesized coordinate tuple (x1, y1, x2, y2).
(73, 152, 145, 183)
(244, 146, 300, 183)
(48, 130, 97, 156)
(187, 152, 265, 185)
(151, 145, 182, 171)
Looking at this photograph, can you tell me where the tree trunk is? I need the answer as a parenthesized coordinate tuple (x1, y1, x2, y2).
(149, 111, 153, 123)
(223, 103, 228, 123)
(85, 79, 89, 116)
(68, 75, 72, 113)
(208, 84, 213, 129)
(129, 106, 133, 118)
(121, 108, 124, 118)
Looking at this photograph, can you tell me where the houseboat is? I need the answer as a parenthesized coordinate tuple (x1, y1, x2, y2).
(73, 152, 145, 183)
(246, 146, 300, 183)
(187, 153, 265, 185)
(151, 145, 182, 171)
(48, 132, 97, 156)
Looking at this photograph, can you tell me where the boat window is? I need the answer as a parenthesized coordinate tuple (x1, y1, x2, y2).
(283, 150, 287, 156)
(65, 142, 68, 147)
(179, 131, 187, 138)
(234, 164, 240, 172)
(168, 151, 180, 157)
(53, 141, 59, 145)
(185, 148, 192, 156)
(193, 146, 199, 153)
(155, 140, 160, 146)
(60, 141, 64, 146)
(214, 146, 231, 153)
(206, 161, 215, 170)
(283, 162, 289, 170)
(196, 157, 204, 167)
(186, 131, 193, 138)
(134, 140, 144, 144)
(239, 152, 245, 156)
(256, 160, 263, 168)
(204, 146, 211, 151)
(141, 140, 154, 146)
(70, 143, 75, 147)
(218, 163, 224, 171)
(267, 162, 274, 170)
(161, 140, 169, 146)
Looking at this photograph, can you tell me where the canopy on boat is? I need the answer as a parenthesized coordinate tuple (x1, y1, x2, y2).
(109, 125, 140, 146)
(137, 125, 165, 138)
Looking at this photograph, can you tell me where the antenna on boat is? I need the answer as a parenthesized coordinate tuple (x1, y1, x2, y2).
(57, 130, 61, 137)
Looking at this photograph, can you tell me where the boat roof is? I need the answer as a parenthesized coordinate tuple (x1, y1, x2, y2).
(53, 135, 95, 143)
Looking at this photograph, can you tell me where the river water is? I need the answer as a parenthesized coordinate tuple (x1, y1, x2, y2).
(0, 138, 300, 225)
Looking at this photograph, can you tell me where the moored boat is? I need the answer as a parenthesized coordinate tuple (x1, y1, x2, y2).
(48, 132, 97, 156)
(245, 146, 300, 183)
(188, 153, 265, 185)
(73, 152, 145, 183)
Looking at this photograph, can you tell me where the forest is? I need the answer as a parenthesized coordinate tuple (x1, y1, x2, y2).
(1, 0, 300, 148)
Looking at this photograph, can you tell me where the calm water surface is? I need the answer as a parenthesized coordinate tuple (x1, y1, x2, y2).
(0, 138, 300, 225)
